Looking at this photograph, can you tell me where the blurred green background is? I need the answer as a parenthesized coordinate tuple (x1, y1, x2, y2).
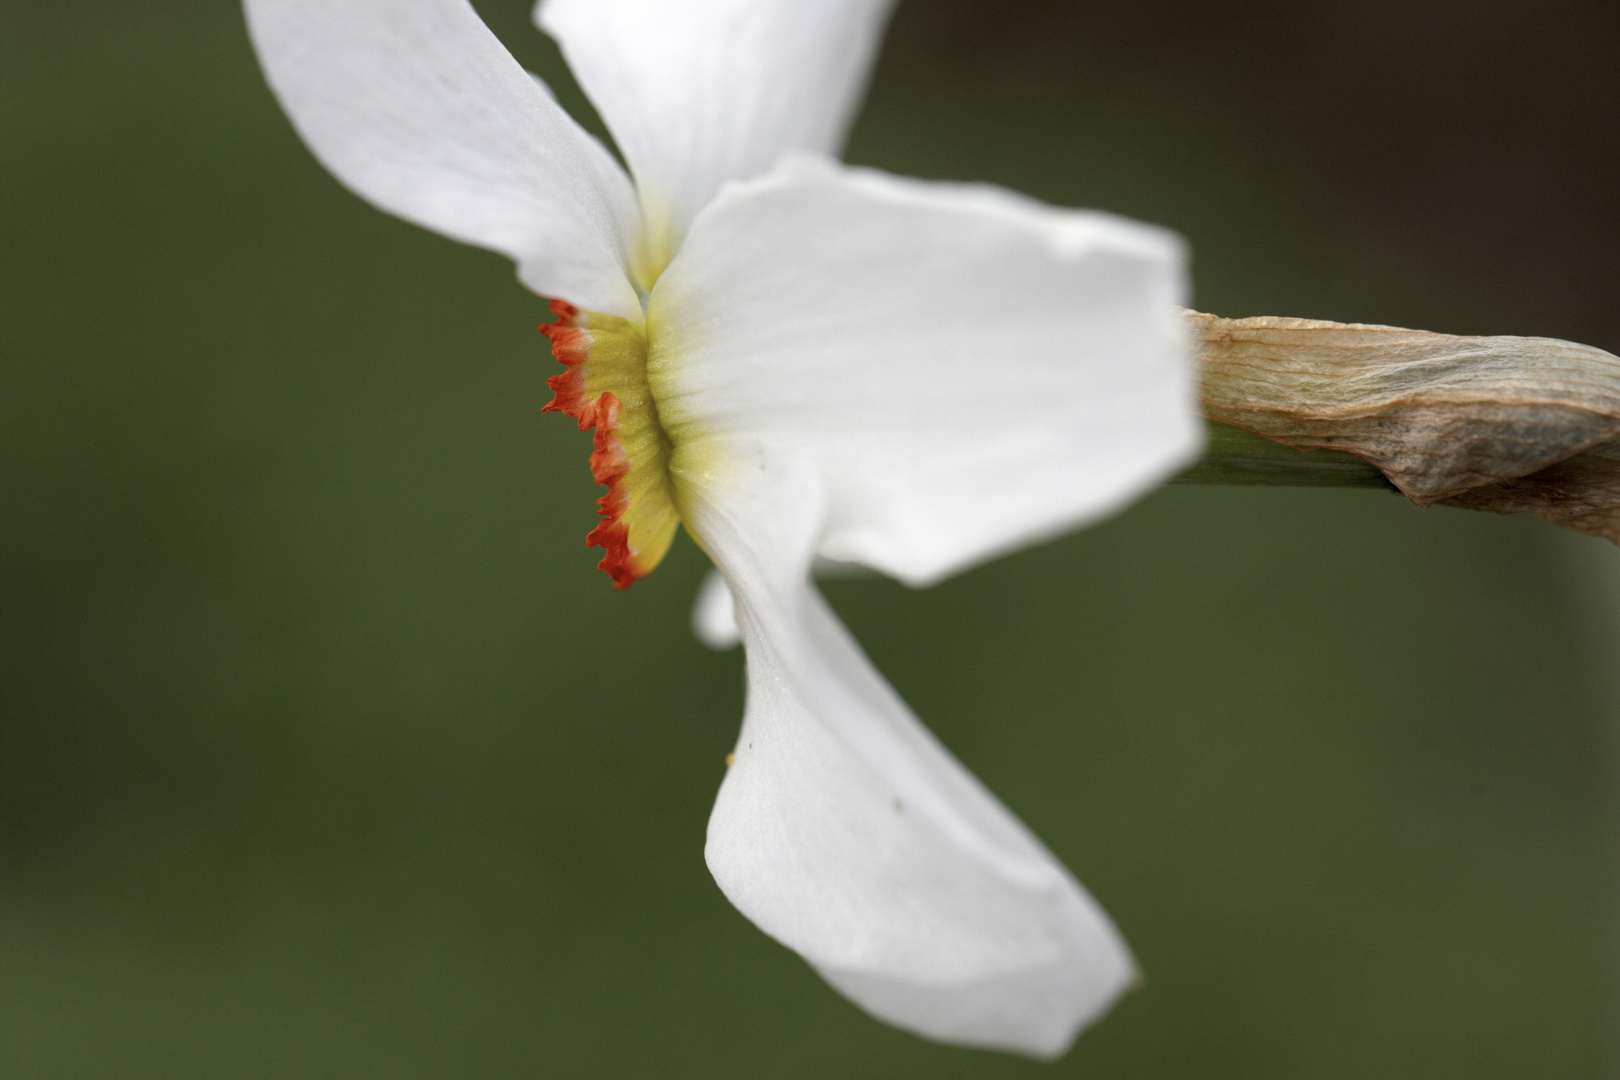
(3, 1, 1617, 1076)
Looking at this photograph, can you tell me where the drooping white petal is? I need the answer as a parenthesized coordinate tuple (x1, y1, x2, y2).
(245, 0, 643, 319)
(692, 568, 742, 650)
(649, 157, 1199, 587)
(535, 0, 897, 266)
(683, 453, 1135, 1058)
(693, 564, 879, 650)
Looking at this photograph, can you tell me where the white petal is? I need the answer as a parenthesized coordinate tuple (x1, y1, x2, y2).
(692, 568, 742, 650)
(245, 0, 643, 319)
(535, 0, 897, 264)
(649, 157, 1200, 587)
(693, 563, 875, 651)
(686, 454, 1135, 1058)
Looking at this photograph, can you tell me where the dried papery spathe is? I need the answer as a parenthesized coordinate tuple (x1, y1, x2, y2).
(1190, 311, 1620, 541)
(1441, 437, 1620, 543)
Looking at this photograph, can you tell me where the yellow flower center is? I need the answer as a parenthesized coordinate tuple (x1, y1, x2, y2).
(541, 300, 682, 587)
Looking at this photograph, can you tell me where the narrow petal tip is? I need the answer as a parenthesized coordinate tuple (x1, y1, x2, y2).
(815, 947, 1136, 1060)
(692, 569, 742, 649)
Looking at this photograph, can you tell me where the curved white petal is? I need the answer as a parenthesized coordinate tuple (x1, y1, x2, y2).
(693, 564, 877, 650)
(535, 0, 897, 266)
(692, 568, 742, 650)
(245, 0, 643, 319)
(649, 157, 1200, 587)
(685, 454, 1135, 1058)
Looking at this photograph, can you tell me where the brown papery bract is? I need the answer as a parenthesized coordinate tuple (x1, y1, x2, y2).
(1190, 310, 1620, 542)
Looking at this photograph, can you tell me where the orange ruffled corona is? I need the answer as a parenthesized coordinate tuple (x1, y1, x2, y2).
(541, 300, 681, 588)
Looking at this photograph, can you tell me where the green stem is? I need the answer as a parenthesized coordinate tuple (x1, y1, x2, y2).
(1173, 422, 1396, 489)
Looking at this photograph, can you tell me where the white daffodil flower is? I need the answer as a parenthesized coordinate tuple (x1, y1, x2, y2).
(245, 0, 1200, 1058)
